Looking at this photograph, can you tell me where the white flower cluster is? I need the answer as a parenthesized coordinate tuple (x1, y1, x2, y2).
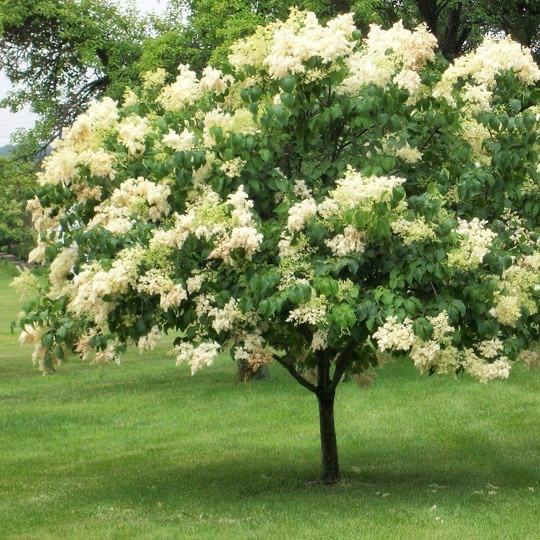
(156, 65, 201, 112)
(409, 312, 457, 374)
(228, 24, 275, 71)
(230, 10, 355, 78)
(186, 273, 205, 294)
(137, 269, 175, 296)
(287, 198, 317, 232)
(37, 145, 78, 186)
(69, 246, 145, 326)
(137, 326, 161, 351)
(372, 316, 415, 352)
(409, 339, 441, 371)
(325, 226, 365, 256)
(392, 217, 436, 245)
(157, 64, 232, 112)
(202, 108, 258, 146)
(394, 143, 423, 164)
(175, 341, 221, 375)
(318, 167, 406, 219)
(209, 226, 263, 263)
(162, 128, 196, 151)
(160, 285, 188, 311)
(490, 252, 540, 327)
(142, 68, 167, 89)
(490, 295, 522, 327)
(38, 98, 119, 185)
(519, 346, 540, 370)
(26, 197, 56, 234)
(277, 233, 315, 289)
(220, 157, 247, 178)
(340, 21, 437, 95)
(49, 246, 78, 298)
(199, 66, 233, 94)
(117, 115, 150, 155)
(123, 87, 139, 106)
(373, 310, 513, 383)
(460, 118, 491, 164)
(203, 186, 263, 264)
(447, 218, 497, 270)
(66, 97, 119, 144)
(89, 177, 171, 234)
(429, 311, 455, 342)
(94, 344, 120, 365)
(73, 331, 97, 361)
(265, 11, 356, 78)
(476, 338, 504, 359)
(463, 350, 511, 384)
(10, 269, 40, 298)
(435, 38, 540, 109)
(208, 298, 245, 334)
(287, 294, 328, 326)
(137, 270, 188, 312)
(28, 241, 48, 265)
(194, 292, 254, 337)
(501, 209, 534, 246)
(293, 179, 311, 199)
(19, 323, 46, 364)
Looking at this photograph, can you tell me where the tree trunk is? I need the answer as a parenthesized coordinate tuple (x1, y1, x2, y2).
(317, 392, 340, 484)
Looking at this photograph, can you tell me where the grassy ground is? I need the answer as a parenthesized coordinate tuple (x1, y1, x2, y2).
(0, 275, 539, 539)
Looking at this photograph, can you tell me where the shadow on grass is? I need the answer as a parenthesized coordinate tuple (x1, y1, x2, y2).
(51, 430, 539, 511)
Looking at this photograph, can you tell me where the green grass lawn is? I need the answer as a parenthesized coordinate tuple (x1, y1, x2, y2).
(0, 275, 539, 539)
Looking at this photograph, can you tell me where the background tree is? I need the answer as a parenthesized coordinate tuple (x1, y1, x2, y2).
(0, 157, 37, 258)
(164, 0, 540, 66)
(0, 0, 147, 153)
(411, 0, 540, 60)
(16, 11, 540, 483)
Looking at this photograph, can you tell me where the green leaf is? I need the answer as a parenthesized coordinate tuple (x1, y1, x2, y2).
(509, 99, 521, 113)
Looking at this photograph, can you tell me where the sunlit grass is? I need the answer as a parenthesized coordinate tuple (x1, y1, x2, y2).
(0, 277, 538, 538)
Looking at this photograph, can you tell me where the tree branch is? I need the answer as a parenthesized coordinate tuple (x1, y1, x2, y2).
(419, 126, 441, 151)
(275, 357, 318, 394)
(330, 341, 357, 393)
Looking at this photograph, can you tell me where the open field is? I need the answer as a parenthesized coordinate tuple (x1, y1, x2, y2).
(0, 275, 539, 539)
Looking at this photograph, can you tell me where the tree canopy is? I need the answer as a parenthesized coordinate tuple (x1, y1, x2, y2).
(15, 10, 540, 483)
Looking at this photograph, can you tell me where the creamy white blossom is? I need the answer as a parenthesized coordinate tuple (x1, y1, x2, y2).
(175, 341, 221, 374)
(373, 316, 415, 352)
(448, 218, 497, 270)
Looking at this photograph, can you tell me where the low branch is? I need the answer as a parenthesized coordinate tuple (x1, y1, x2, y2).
(420, 127, 441, 151)
(275, 357, 318, 394)
(330, 341, 357, 393)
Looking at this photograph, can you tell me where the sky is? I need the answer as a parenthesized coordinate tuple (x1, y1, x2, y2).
(0, 0, 168, 146)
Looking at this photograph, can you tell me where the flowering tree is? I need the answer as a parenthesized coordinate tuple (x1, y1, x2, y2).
(16, 10, 540, 484)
